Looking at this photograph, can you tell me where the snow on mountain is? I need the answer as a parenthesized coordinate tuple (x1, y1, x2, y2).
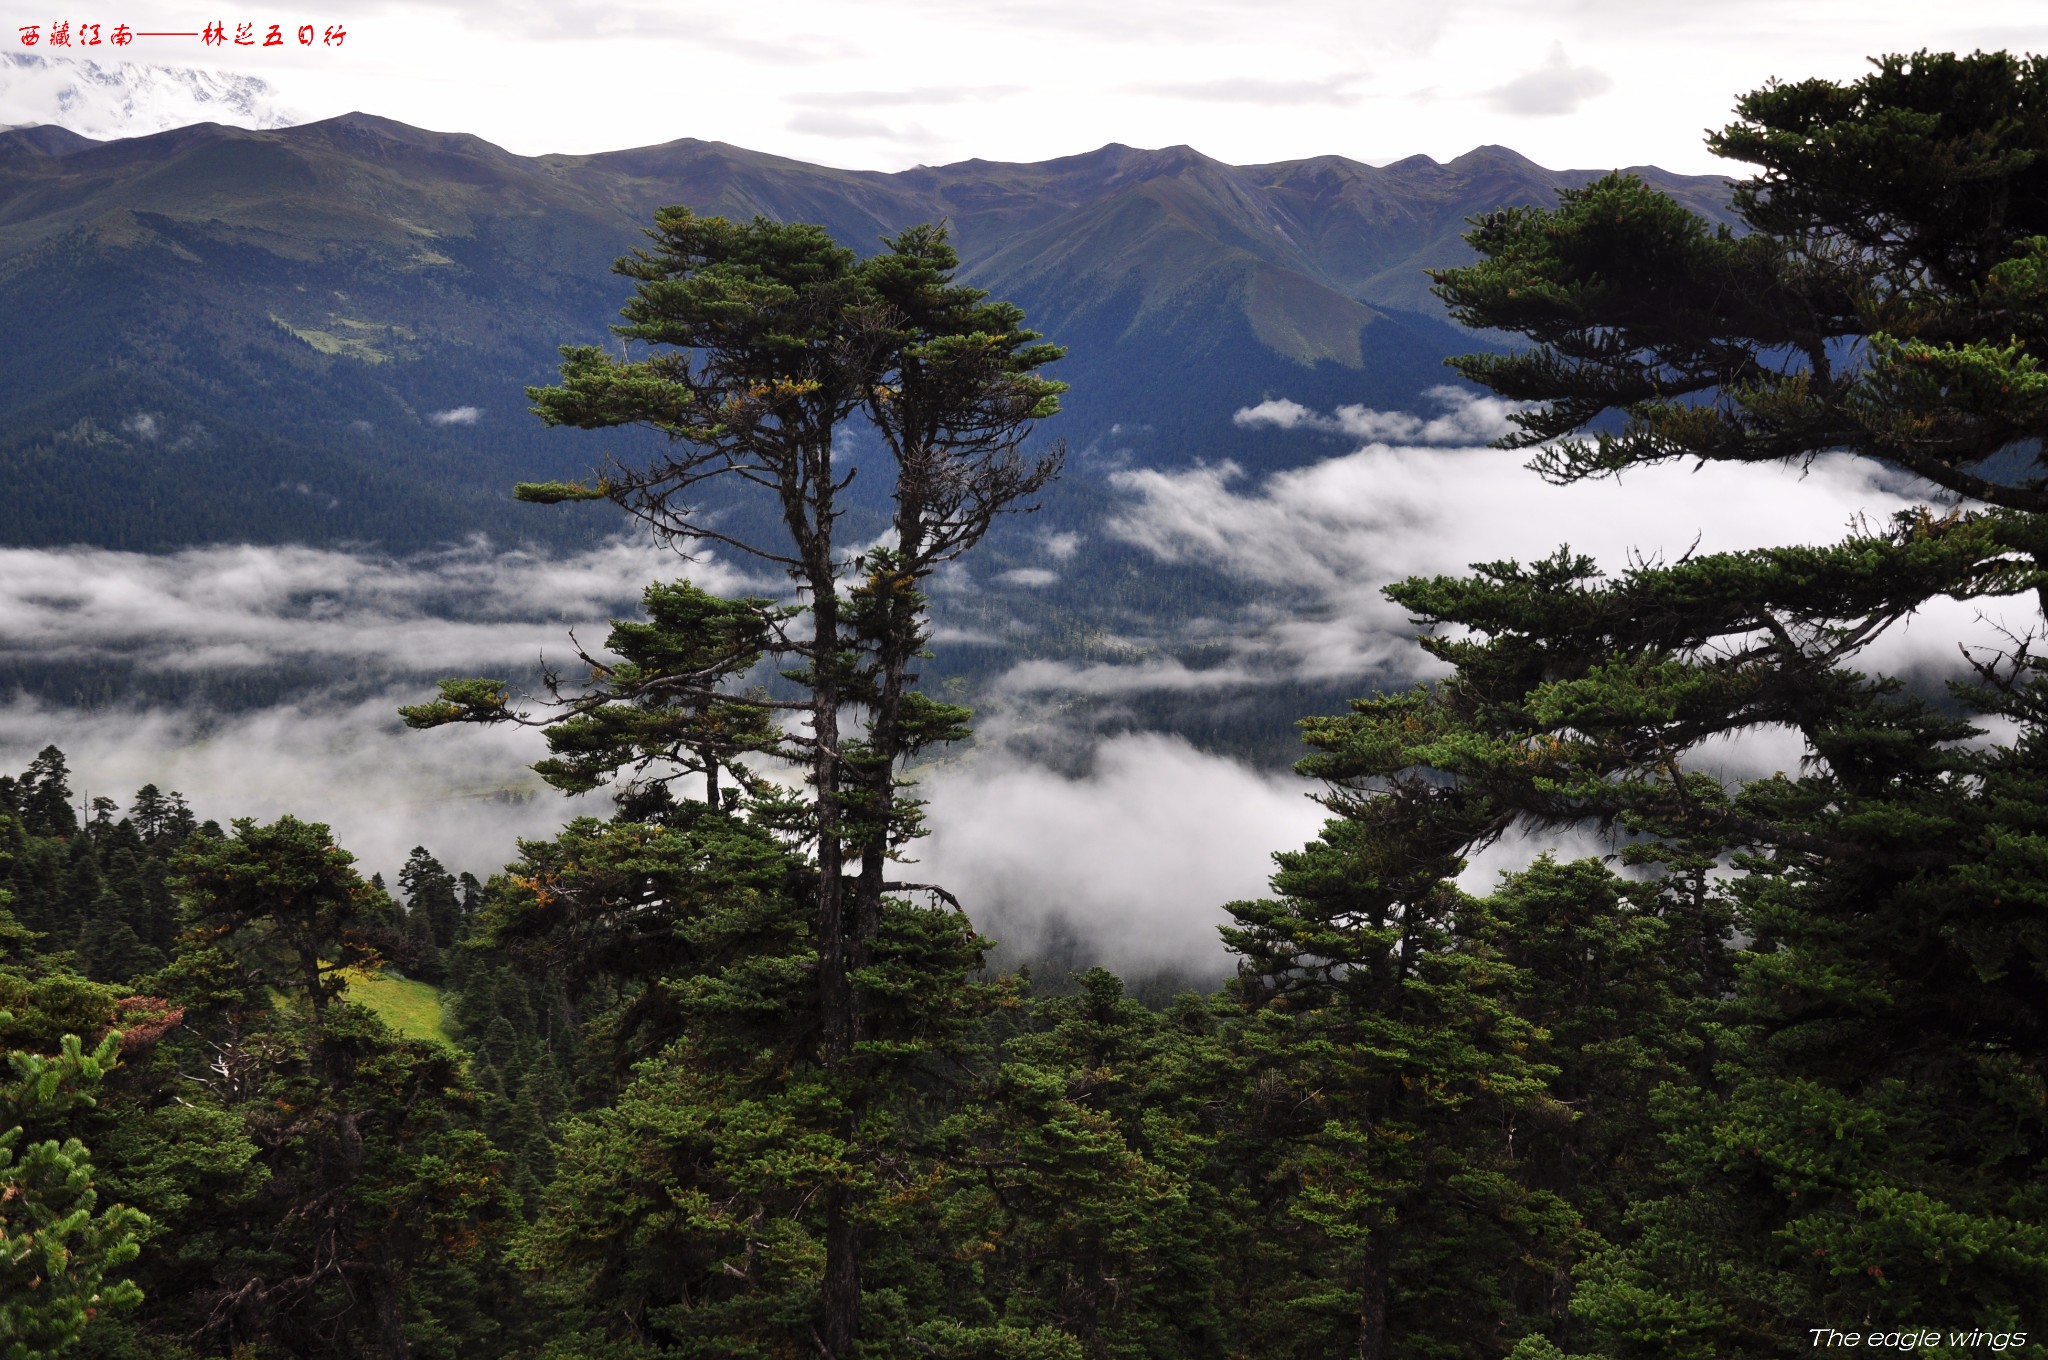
(0, 52, 303, 139)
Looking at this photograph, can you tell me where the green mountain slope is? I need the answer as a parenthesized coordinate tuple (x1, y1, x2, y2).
(0, 115, 1732, 549)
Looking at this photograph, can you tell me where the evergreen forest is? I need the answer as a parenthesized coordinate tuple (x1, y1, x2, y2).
(5, 51, 2047, 1360)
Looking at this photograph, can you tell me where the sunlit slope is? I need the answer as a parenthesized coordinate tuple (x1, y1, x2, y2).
(339, 966, 454, 1046)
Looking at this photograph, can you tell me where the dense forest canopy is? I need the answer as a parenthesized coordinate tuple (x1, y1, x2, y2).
(5, 48, 2046, 1360)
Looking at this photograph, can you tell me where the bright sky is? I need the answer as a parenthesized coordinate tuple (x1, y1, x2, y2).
(18, 0, 2048, 171)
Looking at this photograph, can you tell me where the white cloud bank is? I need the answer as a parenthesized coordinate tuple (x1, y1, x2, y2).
(0, 536, 753, 673)
(966, 392, 2038, 965)
(4, 399, 2033, 968)
(0, 535, 766, 881)
(0, 688, 583, 888)
(916, 733, 1323, 973)
(1100, 400, 1988, 688)
(0, 533, 1324, 965)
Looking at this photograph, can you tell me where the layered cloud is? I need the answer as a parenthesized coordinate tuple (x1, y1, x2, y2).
(0, 536, 731, 884)
(0, 536, 749, 673)
(787, 86, 1026, 110)
(995, 657, 1255, 697)
(0, 530, 1328, 965)
(2, 684, 1330, 971)
(1098, 405, 1989, 689)
(784, 111, 934, 145)
(3, 392, 2032, 968)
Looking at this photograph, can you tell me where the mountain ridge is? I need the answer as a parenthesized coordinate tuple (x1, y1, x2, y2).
(0, 112, 1736, 551)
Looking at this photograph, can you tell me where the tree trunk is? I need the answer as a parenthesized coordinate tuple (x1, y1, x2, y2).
(799, 458, 853, 1069)
(852, 556, 920, 954)
(369, 1266, 413, 1360)
(801, 468, 862, 1356)
(331, 1085, 411, 1360)
(820, 1186, 861, 1357)
(809, 540, 854, 1067)
(301, 938, 326, 1017)
(1357, 1237, 1389, 1360)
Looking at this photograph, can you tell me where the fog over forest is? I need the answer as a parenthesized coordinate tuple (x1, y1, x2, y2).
(1, 393, 2008, 970)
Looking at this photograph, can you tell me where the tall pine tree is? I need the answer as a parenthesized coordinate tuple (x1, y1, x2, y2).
(1322, 48, 2048, 1351)
(407, 212, 1064, 1354)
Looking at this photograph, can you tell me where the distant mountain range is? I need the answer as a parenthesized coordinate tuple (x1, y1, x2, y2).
(0, 111, 1735, 551)
(1, 53, 300, 139)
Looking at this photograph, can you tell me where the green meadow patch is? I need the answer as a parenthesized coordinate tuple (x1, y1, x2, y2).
(337, 967, 454, 1046)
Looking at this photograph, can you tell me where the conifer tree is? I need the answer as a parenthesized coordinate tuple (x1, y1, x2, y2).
(923, 968, 1234, 1358)
(19, 747, 78, 840)
(0, 1027, 146, 1358)
(160, 820, 515, 1359)
(127, 786, 195, 850)
(398, 847, 463, 954)
(173, 816, 389, 1017)
(482, 788, 1011, 1355)
(1299, 48, 2048, 1351)
(1223, 813, 1582, 1356)
(407, 211, 1063, 1355)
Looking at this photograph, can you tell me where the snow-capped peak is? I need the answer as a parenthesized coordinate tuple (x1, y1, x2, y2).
(1, 52, 303, 140)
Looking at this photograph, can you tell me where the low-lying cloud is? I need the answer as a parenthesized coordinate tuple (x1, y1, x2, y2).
(0, 693, 1326, 975)
(428, 406, 483, 426)
(917, 733, 1323, 973)
(0, 537, 750, 673)
(0, 535, 761, 884)
(4, 390, 2029, 971)
(995, 657, 1254, 697)
(0, 688, 584, 889)
(0, 533, 1326, 966)
(1100, 417, 1974, 688)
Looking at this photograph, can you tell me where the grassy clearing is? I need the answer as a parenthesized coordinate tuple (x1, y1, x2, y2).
(339, 967, 455, 1046)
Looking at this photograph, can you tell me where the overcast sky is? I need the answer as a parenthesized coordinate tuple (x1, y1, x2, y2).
(16, 0, 2045, 170)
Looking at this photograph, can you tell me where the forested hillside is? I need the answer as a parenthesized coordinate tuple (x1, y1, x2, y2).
(7, 49, 2048, 1360)
(0, 116, 1728, 551)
